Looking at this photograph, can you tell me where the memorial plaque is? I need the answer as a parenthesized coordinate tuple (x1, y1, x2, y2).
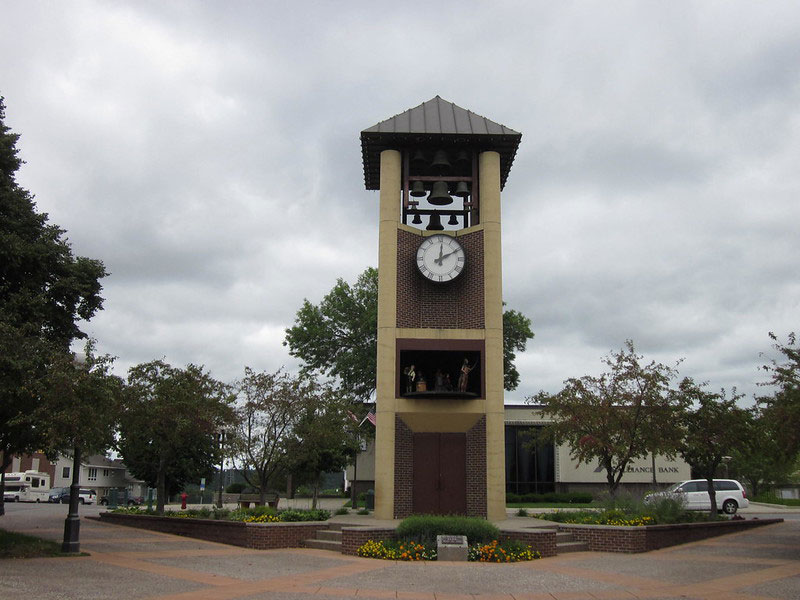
(440, 535, 466, 545)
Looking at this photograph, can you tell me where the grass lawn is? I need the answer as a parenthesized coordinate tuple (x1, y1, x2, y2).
(507, 502, 596, 509)
(0, 529, 85, 559)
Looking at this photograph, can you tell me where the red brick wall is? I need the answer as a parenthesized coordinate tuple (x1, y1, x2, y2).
(466, 417, 487, 518)
(394, 417, 414, 519)
(396, 229, 484, 329)
(560, 518, 782, 553)
(97, 513, 327, 549)
(499, 528, 557, 558)
(341, 527, 397, 556)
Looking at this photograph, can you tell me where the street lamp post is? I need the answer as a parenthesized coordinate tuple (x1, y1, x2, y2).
(216, 430, 226, 509)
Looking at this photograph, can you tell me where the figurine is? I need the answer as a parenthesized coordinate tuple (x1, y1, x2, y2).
(458, 358, 475, 392)
(404, 365, 416, 393)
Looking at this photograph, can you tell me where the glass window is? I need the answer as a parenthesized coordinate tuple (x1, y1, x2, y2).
(504, 425, 554, 495)
(62, 466, 70, 479)
(715, 480, 737, 491)
(88, 468, 97, 481)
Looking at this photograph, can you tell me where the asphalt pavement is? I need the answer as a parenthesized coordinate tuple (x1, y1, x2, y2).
(1, 500, 799, 600)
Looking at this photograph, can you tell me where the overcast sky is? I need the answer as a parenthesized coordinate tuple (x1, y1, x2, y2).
(2, 1, 797, 404)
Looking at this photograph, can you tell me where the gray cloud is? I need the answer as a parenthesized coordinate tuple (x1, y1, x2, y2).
(2, 1, 797, 404)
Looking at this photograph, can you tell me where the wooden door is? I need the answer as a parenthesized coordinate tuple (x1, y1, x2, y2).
(412, 432, 467, 514)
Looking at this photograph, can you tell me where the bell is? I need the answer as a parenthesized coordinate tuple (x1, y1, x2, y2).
(426, 212, 444, 231)
(411, 150, 427, 167)
(410, 181, 426, 197)
(454, 181, 470, 198)
(448, 213, 459, 226)
(455, 150, 471, 167)
(430, 150, 451, 174)
(411, 212, 422, 225)
(427, 181, 453, 206)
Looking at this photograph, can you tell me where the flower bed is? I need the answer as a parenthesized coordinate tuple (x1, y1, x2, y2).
(356, 538, 541, 562)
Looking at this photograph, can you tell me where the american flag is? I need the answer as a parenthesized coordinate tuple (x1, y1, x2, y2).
(361, 410, 376, 427)
(347, 410, 360, 425)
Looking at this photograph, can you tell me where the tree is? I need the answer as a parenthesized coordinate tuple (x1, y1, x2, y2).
(230, 367, 315, 504)
(118, 361, 236, 514)
(284, 380, 361, 509)
(730, 406, 796, 498)
(676, 378, 750, 517)
(532, 341, 684, 494)
(503, 306, 534, 391)
(0, 97, 107, 515)
(36, 341, 123, 552)
(759, 332, 800, 455)
(284, 267, 535, 399)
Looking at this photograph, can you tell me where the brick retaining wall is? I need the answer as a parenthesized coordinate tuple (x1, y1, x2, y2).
(560, 518, 782, 553)
(499, 528, 557, 557)
(341, 527, 398, 556)
(98, 513, 327, 550)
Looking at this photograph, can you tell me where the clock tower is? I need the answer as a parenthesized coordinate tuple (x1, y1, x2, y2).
(360, 97, 521, 520)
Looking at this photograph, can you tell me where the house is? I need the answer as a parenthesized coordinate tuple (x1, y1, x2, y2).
(51, 454, 147, 501)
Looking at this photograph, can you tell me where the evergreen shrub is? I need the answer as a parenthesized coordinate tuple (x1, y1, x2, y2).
(396, 515, 499, 545)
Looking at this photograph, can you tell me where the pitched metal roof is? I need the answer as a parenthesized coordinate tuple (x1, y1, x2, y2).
(361, 96, 522, 190)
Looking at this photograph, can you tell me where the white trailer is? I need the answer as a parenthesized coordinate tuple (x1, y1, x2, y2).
(3, 470, 51, 502)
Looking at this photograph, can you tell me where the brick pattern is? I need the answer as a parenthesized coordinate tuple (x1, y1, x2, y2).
(341, 527, 397, 556)
(560, 518, 781, 553)
(396, 229, 485, 329)
(394, 417, 414, 519)
(98, 513, 327, 550)
(465, 416, 487, 518)
(499, 528, 557, 558)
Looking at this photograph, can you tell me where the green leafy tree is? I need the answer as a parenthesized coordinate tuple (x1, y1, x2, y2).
(285, 381, 361, 509)
(730, 406, 796, 498)
(0, 97, 107, 515)
(284, 267, 535, 400)
(759, 332, 800, 455)
(118, 361, 236, 514)
(503, 306, 534, 391)
(36, 341, 123, 552)
(532, 341, 684, 494)
(230, 367, 315, 504)
(676, 378, 750, 517)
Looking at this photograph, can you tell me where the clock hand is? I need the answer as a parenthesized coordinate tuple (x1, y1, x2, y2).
(435, 249, 460, 265)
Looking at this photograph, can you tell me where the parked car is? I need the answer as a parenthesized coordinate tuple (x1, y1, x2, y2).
(49, 487, 68, 503)
(56, 488, 96, 504)
(645, 479, 749, 514)
(99, 489, 143, 506)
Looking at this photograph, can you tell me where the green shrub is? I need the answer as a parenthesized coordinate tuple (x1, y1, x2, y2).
(396, 515, 499, 545)
(753, 493, 800, 506)
(507, 491, 593, 504)
(335, 507, 350, 515)
(278, 509, 330, 522)
(228, 505, 278, 522)
(357, 508, 370, 515)
(516, 508, 528, 517)
(225, 483, 246, 494)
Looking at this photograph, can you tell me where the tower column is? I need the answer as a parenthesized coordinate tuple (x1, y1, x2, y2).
(479, 150, 506, 521)
(375, 149, 401, 519)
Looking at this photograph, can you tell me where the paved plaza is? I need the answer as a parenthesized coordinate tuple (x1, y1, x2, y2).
(1, 501, 799, 600)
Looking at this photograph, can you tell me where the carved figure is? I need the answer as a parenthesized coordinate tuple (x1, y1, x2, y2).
(458, 358, 475, 392)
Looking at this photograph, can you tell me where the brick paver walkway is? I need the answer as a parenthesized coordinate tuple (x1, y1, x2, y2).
(2, 505, 798, 600)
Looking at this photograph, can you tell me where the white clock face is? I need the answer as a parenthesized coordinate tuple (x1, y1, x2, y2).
(416, 234, 466, 283)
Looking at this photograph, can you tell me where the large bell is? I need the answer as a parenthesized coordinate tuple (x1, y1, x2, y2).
(411, 150, 427, 167)
(430, 150, 451, 174)
(427, 181, 453, 206)
(411, 212, 422, 225)
(454, 181, 470, 198)
(448, 213, 459, 226)
(410, 181, 426, 197)
(426, 212, 444, 231)
(455, 150, 471, 168)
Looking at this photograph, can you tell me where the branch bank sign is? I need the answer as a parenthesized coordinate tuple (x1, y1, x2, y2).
(558, 449, 691, 484)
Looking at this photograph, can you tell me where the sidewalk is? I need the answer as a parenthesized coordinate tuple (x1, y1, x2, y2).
(1, 503, 799, 599)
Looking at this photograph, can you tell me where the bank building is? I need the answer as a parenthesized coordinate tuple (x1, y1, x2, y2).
(351, 97, 689, 517)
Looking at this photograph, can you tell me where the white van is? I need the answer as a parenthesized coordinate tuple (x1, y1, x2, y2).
(645, 479, 749, 514)
(3, 470, 52, 503)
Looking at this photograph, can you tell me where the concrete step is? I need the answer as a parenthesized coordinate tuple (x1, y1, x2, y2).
(556, 540, 589, 553)
(316, 529, 342, 542)
(304, 538, 342, 552)
(556, 531, 576, 543)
